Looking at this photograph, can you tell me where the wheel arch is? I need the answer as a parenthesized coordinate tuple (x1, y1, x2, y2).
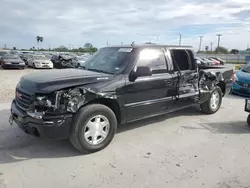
(85, 98, 122, 124)
(217, 81, 226, 96)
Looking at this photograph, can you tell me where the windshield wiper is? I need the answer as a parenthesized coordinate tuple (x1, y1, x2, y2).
(86, 68, 112, 74)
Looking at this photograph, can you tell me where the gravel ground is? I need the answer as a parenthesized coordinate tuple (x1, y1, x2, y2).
(0, 68, 45, 102)
(1, 67, 250, 188)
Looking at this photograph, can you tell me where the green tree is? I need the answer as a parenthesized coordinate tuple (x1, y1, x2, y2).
(230, 49, 239, 54)
(53, 45, 69, 52)
(84, 43, 93, 48)
(215, 46, 228, 54)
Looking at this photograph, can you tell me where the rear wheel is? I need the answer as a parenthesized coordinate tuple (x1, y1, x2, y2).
(69, 104, 117, 154)
(247, 114, 250, 126)
(200, 86, 222, 114)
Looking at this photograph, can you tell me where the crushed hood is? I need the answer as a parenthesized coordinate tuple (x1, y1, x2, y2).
(18, 69, 114, 93)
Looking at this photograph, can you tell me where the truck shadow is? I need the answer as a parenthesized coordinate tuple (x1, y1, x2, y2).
(0, 106, 248, 164)
(0, 106, 202, 164)
(191, 121, 250, 134)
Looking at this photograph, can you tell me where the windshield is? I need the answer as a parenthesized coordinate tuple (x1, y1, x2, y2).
(83, 47, 134, 74)
(3, 55, 19, 59)
(34, 56, 47, 60)
(242, 64, 250, 73)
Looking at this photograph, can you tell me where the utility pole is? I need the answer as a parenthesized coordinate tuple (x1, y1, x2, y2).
(210, 42, 213, 51)
(216, 34, 222, 52)
(198, 36, 203, 52)
(179, 33, 182, 46)
(106, 41, 109, 46)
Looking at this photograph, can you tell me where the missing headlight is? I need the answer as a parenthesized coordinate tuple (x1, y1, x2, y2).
(66, 88, 86, 113)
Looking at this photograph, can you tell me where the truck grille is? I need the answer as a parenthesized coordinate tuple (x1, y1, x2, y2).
(15, 89, 33, 111)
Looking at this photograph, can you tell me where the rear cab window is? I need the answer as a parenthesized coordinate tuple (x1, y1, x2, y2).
(170, 49, 195, 71)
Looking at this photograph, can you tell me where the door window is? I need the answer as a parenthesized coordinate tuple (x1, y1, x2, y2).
(136, 49, 167, 74)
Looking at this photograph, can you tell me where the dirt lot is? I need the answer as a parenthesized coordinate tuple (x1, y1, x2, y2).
(0, 68, 46, 102)
(1, 68, 250, 188)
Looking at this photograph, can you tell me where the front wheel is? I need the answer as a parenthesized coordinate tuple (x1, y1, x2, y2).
(200, 86, 222, 114)
(69, 104, 117, 154)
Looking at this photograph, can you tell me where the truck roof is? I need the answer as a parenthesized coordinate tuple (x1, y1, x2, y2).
(106, 44, 193, 50)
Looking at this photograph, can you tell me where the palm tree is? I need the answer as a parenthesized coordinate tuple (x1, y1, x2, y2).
(40, 37, 43, 49)
(36, 36, 44, 50)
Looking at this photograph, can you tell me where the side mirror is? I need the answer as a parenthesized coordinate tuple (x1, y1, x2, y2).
(129, 66, 152, 81)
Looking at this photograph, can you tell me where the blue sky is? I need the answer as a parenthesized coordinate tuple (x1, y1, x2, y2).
(0, 0, 250, 51)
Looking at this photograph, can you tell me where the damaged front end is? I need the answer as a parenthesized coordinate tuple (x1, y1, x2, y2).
(32, 88, 87, 118)
(198, 70, 219, 104)
(27, 87, 115, 119)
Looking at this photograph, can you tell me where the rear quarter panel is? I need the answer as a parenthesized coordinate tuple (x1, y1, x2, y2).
(204, 68, 233, 96)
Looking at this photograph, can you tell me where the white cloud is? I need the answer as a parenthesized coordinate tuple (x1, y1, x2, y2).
(0, 0, 250, 50)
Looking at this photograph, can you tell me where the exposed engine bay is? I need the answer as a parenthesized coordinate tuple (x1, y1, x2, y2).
(26, 87, 116, 119)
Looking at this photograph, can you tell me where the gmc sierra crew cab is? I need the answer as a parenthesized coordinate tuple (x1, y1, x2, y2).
(9, 44, 233, 153)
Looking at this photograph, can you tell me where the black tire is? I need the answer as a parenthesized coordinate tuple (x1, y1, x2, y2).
(247, 114, 250, 126)
(200, 86, 222, 114)
(69, 104, 117, 154)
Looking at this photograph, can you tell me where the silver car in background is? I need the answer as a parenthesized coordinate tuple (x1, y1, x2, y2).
(27, 55, 53, 69)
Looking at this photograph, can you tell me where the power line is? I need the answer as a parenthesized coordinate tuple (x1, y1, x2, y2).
(198, 36, 203, 52)
(216, 34, 222, 50)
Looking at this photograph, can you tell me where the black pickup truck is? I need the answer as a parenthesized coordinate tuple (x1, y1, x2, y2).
(9, 44, 233, 153)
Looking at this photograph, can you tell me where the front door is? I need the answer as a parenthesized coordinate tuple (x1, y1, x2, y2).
(123, 48, 174, 122)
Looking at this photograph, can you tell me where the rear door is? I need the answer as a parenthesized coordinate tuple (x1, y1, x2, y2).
(168, 49, 199, 108)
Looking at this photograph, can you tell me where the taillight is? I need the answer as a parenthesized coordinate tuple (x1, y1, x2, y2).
(232, 69, 235, 83)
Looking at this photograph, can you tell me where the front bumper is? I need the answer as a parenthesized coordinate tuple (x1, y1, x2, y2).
(10, 100, 73, 140)
(3, 63, 26, 68)
(232, 82, 250, 96)
(245, 98, 250, 113)
(34, 63, 53, 69)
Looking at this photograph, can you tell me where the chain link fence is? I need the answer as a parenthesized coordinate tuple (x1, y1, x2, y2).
(197, 54, 250, 64)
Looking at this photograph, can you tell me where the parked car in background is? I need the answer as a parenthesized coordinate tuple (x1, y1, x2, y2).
(195, 57, 210, 66)
(19, 53, 33, 65)
(51, 54, 74, 68)
(73, 55, 92, 67)
(0, 51, 8, 58)
(209, 57, 225, 65)
(232, 63, 250, 96)
(0, 54, 25, 69)
(207, 57, 221, 65)
(27, 55, 53, 69)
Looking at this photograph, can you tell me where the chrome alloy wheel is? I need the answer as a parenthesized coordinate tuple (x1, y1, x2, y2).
(210, 91, 220, 110)
(84, 115, 110, 145)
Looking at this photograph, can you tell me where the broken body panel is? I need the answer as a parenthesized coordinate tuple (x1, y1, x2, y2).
(10, 45, 233, 139)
